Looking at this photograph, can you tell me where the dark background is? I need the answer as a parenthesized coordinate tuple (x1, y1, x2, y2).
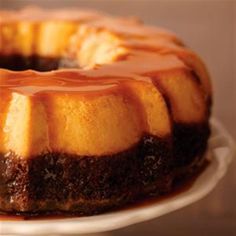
(1, 1, 236, 235)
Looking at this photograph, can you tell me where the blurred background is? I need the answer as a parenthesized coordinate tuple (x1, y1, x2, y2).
(1, 0, 236, 235)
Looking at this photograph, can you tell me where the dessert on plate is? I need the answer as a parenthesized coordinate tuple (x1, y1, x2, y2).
(0, 7, 211, 215)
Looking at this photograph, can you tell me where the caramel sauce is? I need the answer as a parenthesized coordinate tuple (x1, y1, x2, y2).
(0, 161, 208, 221)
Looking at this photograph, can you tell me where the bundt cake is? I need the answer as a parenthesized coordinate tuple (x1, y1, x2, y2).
(0, 7, 211, 216)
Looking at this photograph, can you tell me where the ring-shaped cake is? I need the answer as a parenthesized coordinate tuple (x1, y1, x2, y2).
(0, 7, 211, 215)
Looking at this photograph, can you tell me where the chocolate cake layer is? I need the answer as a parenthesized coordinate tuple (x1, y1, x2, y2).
(173, 122, 210, 165)
(0, 123, 210, 216)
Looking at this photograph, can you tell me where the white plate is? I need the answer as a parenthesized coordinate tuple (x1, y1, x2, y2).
(0, 119, 235, 235)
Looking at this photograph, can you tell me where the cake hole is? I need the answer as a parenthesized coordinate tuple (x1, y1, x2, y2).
(0, 55, 79, 72)
(0, 25, 127, 72)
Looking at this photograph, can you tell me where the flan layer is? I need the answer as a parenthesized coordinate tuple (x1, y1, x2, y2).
(0, 65, 208, 158)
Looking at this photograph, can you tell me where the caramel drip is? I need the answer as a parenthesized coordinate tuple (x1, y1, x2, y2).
(0, 70, 120, 95)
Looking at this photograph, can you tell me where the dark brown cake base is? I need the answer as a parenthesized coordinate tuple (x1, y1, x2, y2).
(0, 123, 210, 216)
